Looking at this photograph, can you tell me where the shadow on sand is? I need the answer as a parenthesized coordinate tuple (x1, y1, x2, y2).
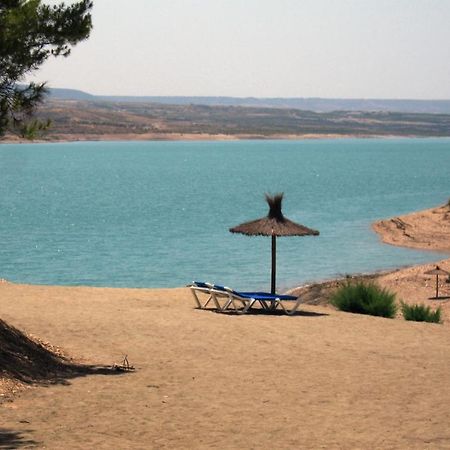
(0, 318, 130, 389)
(206, 308, 328, 317)
(1, 319, 131, 449)
(0, 429, 38, 449)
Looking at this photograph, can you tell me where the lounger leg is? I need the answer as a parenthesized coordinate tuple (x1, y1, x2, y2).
(190, 287, 221, 310)
(210, 291, 224, 311)
(280, 299, 302, 315)
(232, 297, 245, 312)
(222, 294, 253, 314)
(225, 294, 239, 312)
(288, 298, 303, 315)
(269, 300, 279, 311)
(217, 292, 234, 311)
(275, 300, 287, 313)
(258, 300, 269, 310)
(222, 298, 232, 310)
(237, 299, 256, 314)
(203, 296, 214, 308)
(190, 288, 204, 309)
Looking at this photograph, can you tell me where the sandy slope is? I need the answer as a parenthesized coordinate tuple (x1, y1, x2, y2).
(1, 282, 449, 449)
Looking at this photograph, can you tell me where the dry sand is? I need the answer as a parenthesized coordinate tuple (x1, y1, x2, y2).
(373, 203, 450, 252)
(1, 204, 450, 449)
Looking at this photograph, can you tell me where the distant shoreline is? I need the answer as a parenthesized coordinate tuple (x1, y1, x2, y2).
(1, 132, 448, 144)
(3, 97, 449, 142)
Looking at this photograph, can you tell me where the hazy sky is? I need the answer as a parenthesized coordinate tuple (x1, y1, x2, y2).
(31, 0, 450, 99)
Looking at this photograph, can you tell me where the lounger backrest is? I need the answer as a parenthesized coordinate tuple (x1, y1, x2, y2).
(212, 284, 226, 291)
(192, 281, 209, 288)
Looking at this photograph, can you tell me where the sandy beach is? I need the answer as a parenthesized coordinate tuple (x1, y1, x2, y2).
(373, 203, 450, 252)
(1, 204, 450, 449)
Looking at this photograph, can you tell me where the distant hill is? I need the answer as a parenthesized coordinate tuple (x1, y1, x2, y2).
(48, 88, 95, 101)
(32, 98, 450, 139)
(97, 96, 450, 114)
(48, 88, 450, 114)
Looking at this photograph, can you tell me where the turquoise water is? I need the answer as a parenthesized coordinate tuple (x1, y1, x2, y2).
(0, 138, 449, 290)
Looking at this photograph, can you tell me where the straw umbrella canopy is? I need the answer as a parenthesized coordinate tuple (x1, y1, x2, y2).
(424, 265, 449, 299)
(229, 193, 319, 294)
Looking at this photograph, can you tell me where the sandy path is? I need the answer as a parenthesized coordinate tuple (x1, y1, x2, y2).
(1, 282, 450, 449)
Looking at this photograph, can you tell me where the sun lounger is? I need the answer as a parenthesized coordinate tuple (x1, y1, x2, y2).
(189, 281, 302, 315)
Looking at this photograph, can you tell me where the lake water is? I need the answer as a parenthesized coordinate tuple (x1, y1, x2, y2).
(0, 138, 449, 291)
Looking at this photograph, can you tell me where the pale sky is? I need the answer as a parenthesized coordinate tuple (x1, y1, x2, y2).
(31, 0, 450, 99)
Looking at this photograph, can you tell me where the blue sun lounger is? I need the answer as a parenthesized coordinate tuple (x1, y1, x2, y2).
(188, 281, 302, 315)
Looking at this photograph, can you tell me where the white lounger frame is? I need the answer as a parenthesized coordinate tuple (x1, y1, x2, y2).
(212, 287, 303, 315)
(189, 282, 220, 309)
(273, 297, 303, 315)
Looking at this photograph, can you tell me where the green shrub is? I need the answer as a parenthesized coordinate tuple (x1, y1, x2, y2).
(331, 281, 397, 318)
(401, 302, 442, 324)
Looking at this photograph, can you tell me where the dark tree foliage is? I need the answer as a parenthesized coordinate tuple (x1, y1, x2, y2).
(0, 0, 93, 138)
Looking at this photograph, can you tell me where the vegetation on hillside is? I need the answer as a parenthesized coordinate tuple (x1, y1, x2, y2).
(22, 99, 450, 140)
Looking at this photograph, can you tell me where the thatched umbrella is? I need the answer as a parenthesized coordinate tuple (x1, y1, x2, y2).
(424, 266, 449, 299)
(230, 193, 319, 294)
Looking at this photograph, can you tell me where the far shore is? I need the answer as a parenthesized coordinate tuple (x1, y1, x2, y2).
(1, 132, 446, 144)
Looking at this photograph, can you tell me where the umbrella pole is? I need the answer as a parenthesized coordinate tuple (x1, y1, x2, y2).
(271, 234, 276, 295)
(436, 274, 439, 299)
